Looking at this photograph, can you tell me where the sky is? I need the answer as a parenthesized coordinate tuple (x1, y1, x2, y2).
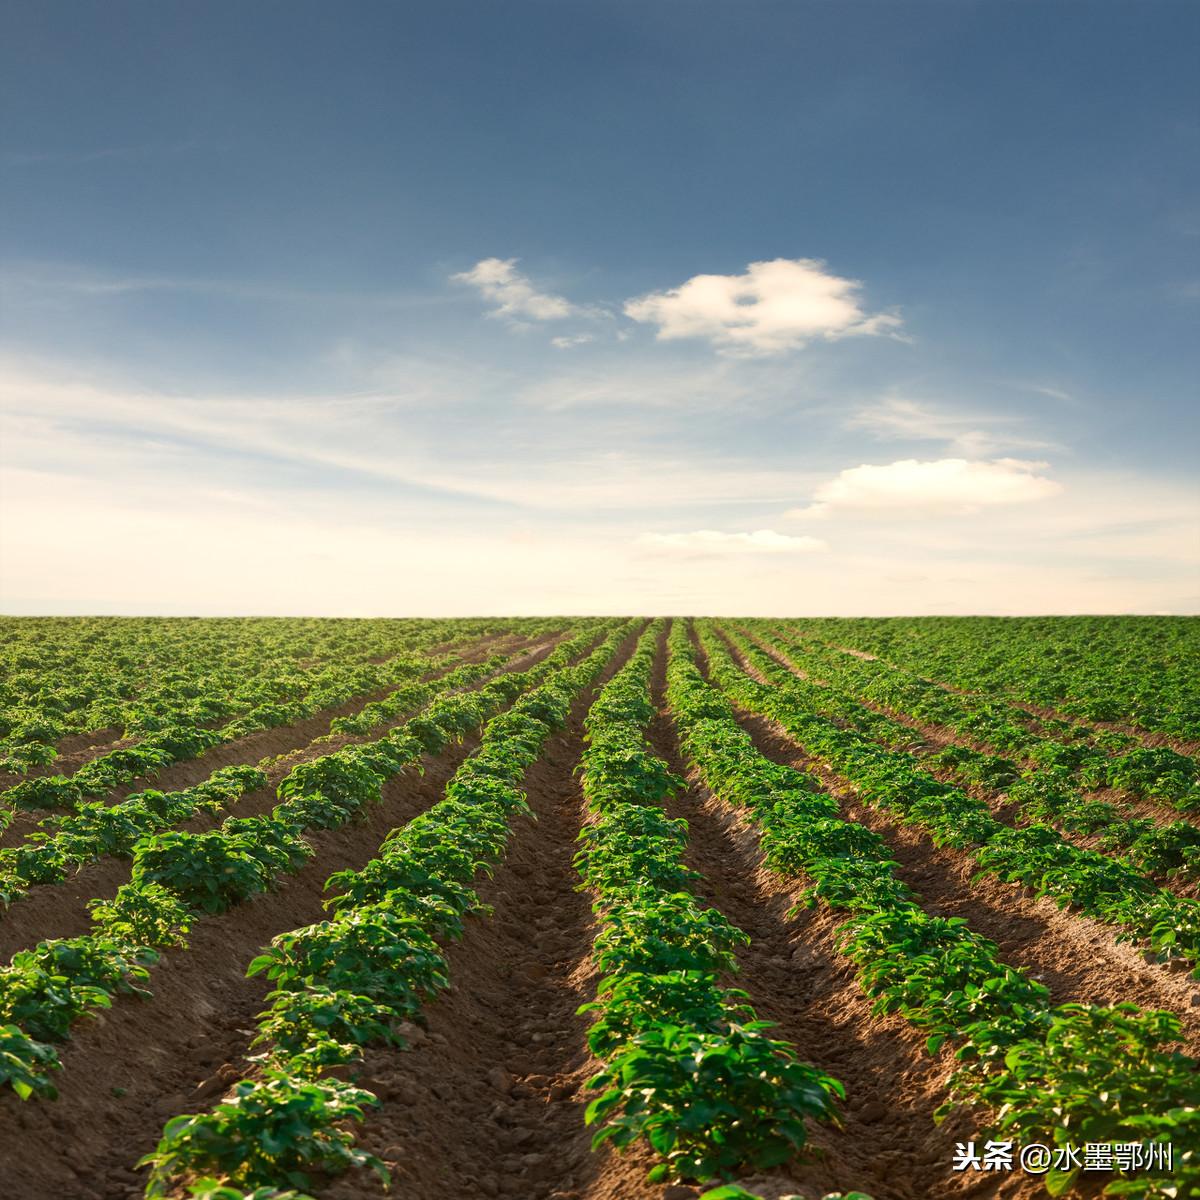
(0, 0, 1197, 616)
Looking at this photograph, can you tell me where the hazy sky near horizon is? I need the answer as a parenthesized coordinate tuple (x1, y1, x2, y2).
(1, 1, 1197, 615)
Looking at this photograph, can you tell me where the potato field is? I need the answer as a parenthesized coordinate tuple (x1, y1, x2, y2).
(0, 615, 1197, 1200)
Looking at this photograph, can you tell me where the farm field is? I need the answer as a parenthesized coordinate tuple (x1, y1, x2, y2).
(0, 615, 1197, 1200)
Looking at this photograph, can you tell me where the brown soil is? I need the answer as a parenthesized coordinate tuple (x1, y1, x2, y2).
(1, 622, 1174, 1200)
(742, 630, 1199, 899)
(323, 623, 1040, 1200)
(0, 632, 589, 1200)
(0, 732, 484, 1200)
(317, 626, 650, 1200)
(704, 635, 1200, 1052)
(794, 629, 1200, 759)
(643, 633, 1024, 1200)
(0, 635, 566, 960)
(0, 728, 128, 791)
(0, 633, 526, 847)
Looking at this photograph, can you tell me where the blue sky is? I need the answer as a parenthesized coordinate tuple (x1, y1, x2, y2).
(1, 1, 1197, 614)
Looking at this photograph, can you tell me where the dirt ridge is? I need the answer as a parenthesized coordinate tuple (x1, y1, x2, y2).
(0, 636, 564, 958)
(708, 630, 1200, 1051)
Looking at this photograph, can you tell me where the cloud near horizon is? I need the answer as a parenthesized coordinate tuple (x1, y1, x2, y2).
(451, 257, 574, 321)
(623, 257, 901, 355)
(1, 355, 1195, 616)
(638, 529, 829, 554)
(789, 458, 1064, 519)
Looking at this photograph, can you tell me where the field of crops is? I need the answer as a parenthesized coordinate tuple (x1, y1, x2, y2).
(0, 615, 1196, 1200)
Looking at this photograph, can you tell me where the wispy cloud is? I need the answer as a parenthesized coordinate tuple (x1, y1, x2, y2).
(638, 529, 828, 554)
(517, 360, 749, 411)
(451, 257, 575, 321)
(1024, 383, 1075, 403)
(0, 260, 446, 309)
(788, 457, 1064, 519)
(550, 333, 595, 350)
(847, 396, 1054, 456)
(2, 357, 1195, 616)
(0, 356, 795, 514)
(623, 257, 902, 356)
(1, 139, 213, 167)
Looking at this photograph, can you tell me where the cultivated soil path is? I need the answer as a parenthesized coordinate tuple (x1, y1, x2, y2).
(0, 635, 576, 1200)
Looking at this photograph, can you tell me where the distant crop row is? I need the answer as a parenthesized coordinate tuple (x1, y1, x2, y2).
(755, 621, 1199, 809)
(0, 625, 610, 1106)
(0, 617, 511, 775)
(790, 616, 1199, 739)
(0, 649, 526, 908)
(683, 621, 1197, 1200)
(743, 626, 1200, 880)
(719, 626, 1200, 972)
(138, 623, 628, 1197)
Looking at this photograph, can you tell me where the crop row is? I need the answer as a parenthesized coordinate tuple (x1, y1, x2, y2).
(575, 621, 847, 1193)
(136, 622, 632, 1197)
(0, 617, 510, 775)
(788, 616, 1199, 740)
(746, 627, 1200, 877)
(669, 621, 1198, 1200)
(0, 641, 461, 825)
(0, 649, 528, 909)
(711, 624, 1200, 972)
(0, 624, 609, 1103)
(756, 622, 1199, 809)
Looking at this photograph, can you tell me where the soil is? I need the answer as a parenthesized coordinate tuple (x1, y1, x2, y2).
(320, 622, 1049, 1200)
(643, 632, 1019, 1200)
(0, 636, 563, 958)
(319, 623, 649, 1200)
(705, 632, 1200, 1050)
(0, 632, 531, 848)
(800, 632, 1200, 759)
(0, 621, 1185, 1200)
(0, 727, 486, 1200)
(0, 632, 587, 1200)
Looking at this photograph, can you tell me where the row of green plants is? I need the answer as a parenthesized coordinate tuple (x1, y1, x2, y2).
(0, 650, 527, 910)
(325, 646, 511, 737)
(0, 640, 465, 823)
(575, 622, 847, 1190)
(757, 621, 1199, 810)
(748, 627, 1200, 873)
(0, 617, 506, 775)
(0, 624, 607, 1103)
(136, 624, 632, 1198)
(0, 765, 267, 907)
(787, 616, 1199, 740)
(711, 625, 1200, 973)
(669, 621, 1198, 1199)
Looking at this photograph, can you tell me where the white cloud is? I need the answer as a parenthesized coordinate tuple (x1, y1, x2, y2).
(638, 529, 828, 554)
(847, 396, 1053, 456)
(3, 357, 1194, 616)
(789, 457, 1064, 518)
(1023, 383, 1075, 403)
(451, 257, 574, 321)
(550, 333, 594, 350)
(623, 257, 901, 356)
(0, 356, 799, 514)
(518, 360, 748, 411)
